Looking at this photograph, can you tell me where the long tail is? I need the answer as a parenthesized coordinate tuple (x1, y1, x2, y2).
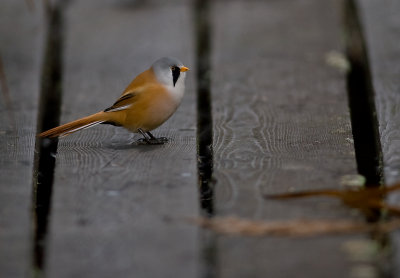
(39, 111, 107, 138)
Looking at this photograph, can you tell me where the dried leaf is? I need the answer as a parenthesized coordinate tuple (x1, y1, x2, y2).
(264, 182, 400, 218)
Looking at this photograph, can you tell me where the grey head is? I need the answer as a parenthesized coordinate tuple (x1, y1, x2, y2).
(152, 57, 189, 87)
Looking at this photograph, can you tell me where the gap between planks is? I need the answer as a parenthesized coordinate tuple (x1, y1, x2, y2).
(344, 0, 383, 187)
(31, 1, 64, 276)
(344, 0, 393, 277)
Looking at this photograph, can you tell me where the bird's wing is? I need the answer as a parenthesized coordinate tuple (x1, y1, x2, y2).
(103, 92, 137, 112)
(104, 68, 158, 113)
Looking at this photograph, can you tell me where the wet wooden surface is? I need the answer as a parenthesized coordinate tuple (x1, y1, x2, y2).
(356, 0, 400, 276)
(45, 1, 199, 277)
(2, 0, 400, 277)
(211, 0, 362, 277)
(0, 1, 44, 277)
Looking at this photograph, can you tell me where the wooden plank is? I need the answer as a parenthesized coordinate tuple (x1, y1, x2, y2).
(356, 1, 400, 184)
(45, 1, 199, 277)
(211, 0, 363, 277)
(0, 2, 44, 277)
(356, 0, 400, 276)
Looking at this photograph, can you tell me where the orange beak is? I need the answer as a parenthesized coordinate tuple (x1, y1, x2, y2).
(180, 66, 190, 72)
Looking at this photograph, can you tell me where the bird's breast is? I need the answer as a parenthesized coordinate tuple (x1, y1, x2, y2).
(123, 86, 182, 132)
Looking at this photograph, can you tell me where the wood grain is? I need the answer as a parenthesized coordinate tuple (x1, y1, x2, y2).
(211, 0, 364, 277)
(46, 1, 199, 277)
(0, 1, 44, 277)
(356, 0, 400, 276)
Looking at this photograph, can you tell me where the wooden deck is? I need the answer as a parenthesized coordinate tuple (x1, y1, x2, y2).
(0, 0, 399, 277)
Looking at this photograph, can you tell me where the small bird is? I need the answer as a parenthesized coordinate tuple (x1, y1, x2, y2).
(39, 57, 189, 144)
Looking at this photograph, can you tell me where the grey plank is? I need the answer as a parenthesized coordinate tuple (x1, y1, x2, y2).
(0, 2, 44, 277)
(357, 0, 400, 185)
(356, 0, 400, 276)
(211, 0, 364, 277)
(46, 1, 199, 277)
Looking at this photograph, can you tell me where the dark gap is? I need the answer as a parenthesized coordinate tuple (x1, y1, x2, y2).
(31, 2, 64, 277)
(195, 1, 218, 278)
(344, 1, 393, 277)
(344, 0, 383, 188)
(344, 0, 384, 221)
(195, 0, 214, 217)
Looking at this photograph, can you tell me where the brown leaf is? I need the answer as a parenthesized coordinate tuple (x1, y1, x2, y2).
(264, 182, 400, 218)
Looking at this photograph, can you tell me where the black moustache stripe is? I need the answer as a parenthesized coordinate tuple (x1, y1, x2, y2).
(172, 67, 181, 86)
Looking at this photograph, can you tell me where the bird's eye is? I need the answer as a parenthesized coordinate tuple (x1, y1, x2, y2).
(171, 66, 176, 71)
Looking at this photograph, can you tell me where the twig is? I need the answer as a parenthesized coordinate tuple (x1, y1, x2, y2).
(0, 54, 17, 134)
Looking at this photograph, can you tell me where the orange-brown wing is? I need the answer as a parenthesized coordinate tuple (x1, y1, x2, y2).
(104, 68, 158, 113)
(104, 92, 137, 112)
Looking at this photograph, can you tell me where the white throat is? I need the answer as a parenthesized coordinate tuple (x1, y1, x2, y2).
(156, 69, 186, 103)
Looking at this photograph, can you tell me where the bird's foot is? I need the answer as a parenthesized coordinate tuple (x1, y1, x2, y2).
(147, 137, 169, 145)
(134, 137, 169, 145)
(136, 129, 169, 145)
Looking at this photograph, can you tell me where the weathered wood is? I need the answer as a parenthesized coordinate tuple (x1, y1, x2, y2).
(356, 0, 400, 276)
(356, 0, 400, 184)
(46, 1, 199, 277)
(211, 0, 363, 277)
(0, 2, 44, 277)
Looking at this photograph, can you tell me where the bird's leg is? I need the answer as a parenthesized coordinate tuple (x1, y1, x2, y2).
(146, 131, 169, 144)
(137, 128, 152, 144)
(145, 131, 156, 140)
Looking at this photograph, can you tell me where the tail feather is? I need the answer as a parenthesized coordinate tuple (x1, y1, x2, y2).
(39, 112, 107, 138)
